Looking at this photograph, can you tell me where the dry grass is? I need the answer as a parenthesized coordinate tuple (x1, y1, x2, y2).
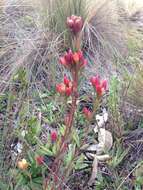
(127, 65, 143, 109)
(117, 0, 143, 16)
(35, 0, 128, 80)
(0, 0, 128, 92)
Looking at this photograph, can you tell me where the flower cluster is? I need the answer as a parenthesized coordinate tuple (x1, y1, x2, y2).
(67, 15, 83, 35)
(90, 76, 107, 97)
(60, 49, 87, 70)
(56, 75, 73, 96)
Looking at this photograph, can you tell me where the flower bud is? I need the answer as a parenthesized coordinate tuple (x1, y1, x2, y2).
(74, 17, 83, 33)
(67, 15, 83, 35)
(59, 49, 87, 69)
(56, 83, 66, 94)
(66, 87, 72, 96)
(72, 52, 80, 63)
(90, 76, 100, 87)
(56, 77, 73, 97)
(83, 107, 92, 120)
(51, 131, 58, 142)
(66, 18, 74, 28)
(64, 75, 70, 86)
(64, 49, 73, 63)
(18, 159, 28, 170)
(78, 50, 83, 59)
(35, 156, 44, 165)
(90, 76, 107, 97)
(59, 57, 67, 66)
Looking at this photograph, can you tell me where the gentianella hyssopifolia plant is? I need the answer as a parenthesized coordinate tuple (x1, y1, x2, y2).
(17, 15, 107, 190)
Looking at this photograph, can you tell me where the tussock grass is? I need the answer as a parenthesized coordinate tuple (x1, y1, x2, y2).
(39, 0, 127, 63)
(117, 0, 143, 16)
(0, 0, 128, 93)
(127, 65, 143, 110)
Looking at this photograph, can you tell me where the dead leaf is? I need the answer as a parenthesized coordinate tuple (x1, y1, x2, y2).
(87, 129, 113, 157)
(98, 129, 113, 154)
(88, 155, 98, 186)
(96, 154, 110, 161)
(94, 109, 108, 132)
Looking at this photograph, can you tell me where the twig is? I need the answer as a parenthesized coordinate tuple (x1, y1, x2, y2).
(117, 161, 143, 190)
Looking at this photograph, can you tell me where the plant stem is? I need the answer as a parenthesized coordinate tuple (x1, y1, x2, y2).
(46, 29, 82, 190)
(45, 68, 79, 190)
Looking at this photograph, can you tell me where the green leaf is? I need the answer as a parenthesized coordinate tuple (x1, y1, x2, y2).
(59, 124, 66, 136)
(52, 143, 57, 155)
(65, 145, 75, 166)
(32, 177, 43, 184)
(135, 184, 142, 190)
(25, 116, 42, 144)
(109, 142, 129, 168)
(75, 154, 88, 170)
(31, 182, 42, 190)
(27, 151, 34, 164)
(39, 146, 53, 156)
(136, 176, 143, 185)
(15, 175, 26, 190)
(0, 182, 8, 189)
(36, 119, 41, 136)
(72, 128, 80, 147)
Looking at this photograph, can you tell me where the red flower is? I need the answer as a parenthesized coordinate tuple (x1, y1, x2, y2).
(90, 76, 107, 96)
(59, 57, 67, 66)
(56, 83, 66, 94)
(64, 75, 70, 86)
(67, 15, 83, 35)
(65, 87, 72, 96)
(72, 52, 80, 63)
(36, 156, 44, 165)
(90, 76, 100, 87)
(83, 107, 92, 120)
(59, 50, 72, 69)
(77, 50, 83, 59)
(64, 49, 73, 63)
(51, 131, 58, 142)
(56, 76, 73, 97)
(78, 50, 87, 67)
(59, 49, 87, 70)
(66, 18, 74, 28)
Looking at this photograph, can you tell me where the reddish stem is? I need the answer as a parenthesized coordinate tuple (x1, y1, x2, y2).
(45, 68, 79, 190)
(46, 29, 81, 190)
(68, 69, 78, 129)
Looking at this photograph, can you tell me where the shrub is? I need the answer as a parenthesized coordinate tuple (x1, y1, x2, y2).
(1, 14, 108, 189)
